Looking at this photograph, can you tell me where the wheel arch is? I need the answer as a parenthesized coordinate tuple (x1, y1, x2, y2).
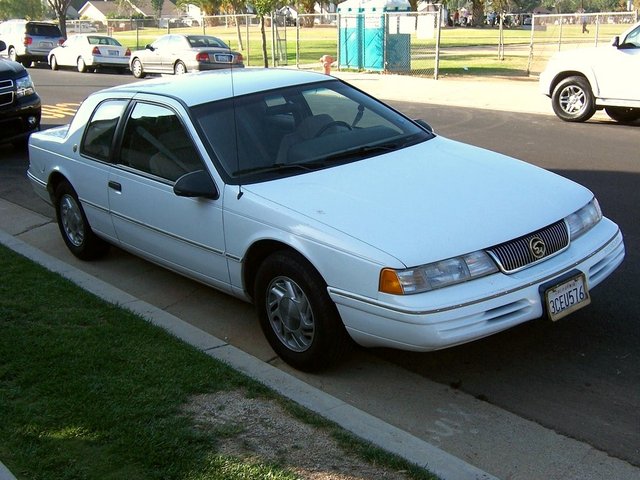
(549, 70, 598, 98)
(242, 239, 323, 301)
(47, 171, 71, 203)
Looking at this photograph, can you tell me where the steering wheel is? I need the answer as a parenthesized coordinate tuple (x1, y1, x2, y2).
(314, 120, 353, 137)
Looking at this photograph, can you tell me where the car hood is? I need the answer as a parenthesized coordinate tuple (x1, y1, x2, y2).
(244, 136, 592, 267)
(0, 59, 26, 77)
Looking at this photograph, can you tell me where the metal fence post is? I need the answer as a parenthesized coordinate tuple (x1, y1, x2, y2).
(434, 5, 442, 80)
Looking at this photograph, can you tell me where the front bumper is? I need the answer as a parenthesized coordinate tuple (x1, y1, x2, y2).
(0, 93, 41, 144)
(330, 218, 624, 351)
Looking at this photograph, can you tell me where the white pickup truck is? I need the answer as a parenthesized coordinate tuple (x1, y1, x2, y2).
(539, 22, 640, 123)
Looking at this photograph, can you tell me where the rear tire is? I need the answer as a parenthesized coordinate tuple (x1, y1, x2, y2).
(254, 250, 351, 372)
(54, 181, 109, 260)
(551, 76, 596, 122)
(174, 60, 187, 75)
(77, 57, 87, 73)
(605, 106, 640, 123)
(50, 55, 58, 70)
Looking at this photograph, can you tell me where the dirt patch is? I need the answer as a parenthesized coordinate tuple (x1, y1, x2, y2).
(183, 390, 414, 479)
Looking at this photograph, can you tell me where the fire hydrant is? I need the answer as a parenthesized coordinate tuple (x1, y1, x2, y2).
(320, 55, 334, 75)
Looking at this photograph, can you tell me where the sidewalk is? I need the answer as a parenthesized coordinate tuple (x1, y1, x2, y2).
(1, 72, 636, 480)
(332, 72, 553, 116)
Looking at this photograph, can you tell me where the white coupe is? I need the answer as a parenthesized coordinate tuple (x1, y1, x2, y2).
(28, 69, 625, 371)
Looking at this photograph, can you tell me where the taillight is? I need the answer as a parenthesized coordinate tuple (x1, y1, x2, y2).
(92, 46, 100, 55)
(125, 48, 131, 57)
(23, 36, 33, 46)
(234, 53, 244, 64)
(195, 52, 209, 62)
(58, 39, 64, 46)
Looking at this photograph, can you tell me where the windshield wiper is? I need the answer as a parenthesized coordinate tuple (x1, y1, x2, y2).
(233, 163, 315, 176)
(308, 142, 400, 166)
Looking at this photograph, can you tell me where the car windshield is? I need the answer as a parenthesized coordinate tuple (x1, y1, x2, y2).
(192, 80, 433, 184)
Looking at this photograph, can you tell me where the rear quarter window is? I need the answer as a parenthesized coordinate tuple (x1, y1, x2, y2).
(81, 100, 127, 161)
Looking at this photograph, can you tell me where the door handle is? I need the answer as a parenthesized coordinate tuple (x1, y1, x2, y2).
(108, 181, 121, 192)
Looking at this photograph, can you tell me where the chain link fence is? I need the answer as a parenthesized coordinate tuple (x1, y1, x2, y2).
(527, 11, 638, 74)
(101, 9, 637, 77)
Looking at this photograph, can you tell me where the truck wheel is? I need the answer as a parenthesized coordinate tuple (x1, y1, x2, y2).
(551, 76, 596, 122)
(605, 107, 640, 123)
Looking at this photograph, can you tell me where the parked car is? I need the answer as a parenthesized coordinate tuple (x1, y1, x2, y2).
(539, 21, 640, 123)
(48, 34, 131, 73)
(129, 34, 244, 78)
(0, 40, 41, 147)
(27, 69, 625, 371)
(0, 19, 64, 67)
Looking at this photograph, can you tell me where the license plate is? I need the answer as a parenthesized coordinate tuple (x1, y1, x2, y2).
(40, 42, 53, 48)
(545, 274, 590, 321)
(108, 50, 119, 56)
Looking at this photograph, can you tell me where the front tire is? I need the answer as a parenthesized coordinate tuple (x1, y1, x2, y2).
(54, 181, 109, 260)
(254, 251, 351, 371)
(551, 76, 596, 122)
(50, 55, 58, 71)
(131, 58, 146, 78)
(605, 107, 640, 123)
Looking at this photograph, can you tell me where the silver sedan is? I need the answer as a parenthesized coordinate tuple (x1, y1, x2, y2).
(129, 34, 244, 78)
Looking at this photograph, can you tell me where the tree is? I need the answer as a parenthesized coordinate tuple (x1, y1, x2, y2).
(47, 0, 73, 37)
(0, 0, 44, 20)
(151, 0, 164, 21)
(251, 0, 279, 67)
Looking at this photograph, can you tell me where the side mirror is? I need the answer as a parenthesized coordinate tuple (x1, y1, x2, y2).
(612, 36, 620, 48)
(145, 44, 154, 51)
(0, 40, 6, 53)
(414, 119, 435, 134)
(173, 170, 219, 200)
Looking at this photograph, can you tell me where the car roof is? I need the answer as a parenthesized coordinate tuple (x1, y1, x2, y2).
(102, 68, 332, 107)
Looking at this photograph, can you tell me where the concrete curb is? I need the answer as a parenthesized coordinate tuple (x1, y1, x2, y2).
(0, 227, 498, 480)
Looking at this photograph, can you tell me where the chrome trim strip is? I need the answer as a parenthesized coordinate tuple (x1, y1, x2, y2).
(329, 229, 622, 317)
(26, 170, 47, 188)
(109, 210, 225, 256)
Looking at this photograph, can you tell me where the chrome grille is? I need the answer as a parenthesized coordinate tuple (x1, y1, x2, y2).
(0, 91, 14, 107)
(0, 79, 13, 89)
(486, 220, 569, 273)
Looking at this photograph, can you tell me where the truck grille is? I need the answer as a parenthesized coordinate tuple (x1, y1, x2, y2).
(0, 79, 14, 107)
(486, 220, 569, 273)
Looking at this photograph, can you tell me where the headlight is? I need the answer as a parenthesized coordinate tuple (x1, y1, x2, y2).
(565, 198, 602, 240)
(379, 250, 499, 295)
(16, 74, 36, 98)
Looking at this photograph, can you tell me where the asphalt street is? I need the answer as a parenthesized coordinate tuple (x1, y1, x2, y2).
(1, 66, 638, 477)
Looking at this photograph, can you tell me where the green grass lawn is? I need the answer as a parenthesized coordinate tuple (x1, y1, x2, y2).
(0, 244, 437, 480)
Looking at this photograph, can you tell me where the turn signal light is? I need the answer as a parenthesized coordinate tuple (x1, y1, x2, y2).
(379, 269, 403, 295)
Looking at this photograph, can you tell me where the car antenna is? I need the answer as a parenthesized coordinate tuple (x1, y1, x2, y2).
(230, 57, 243, 200)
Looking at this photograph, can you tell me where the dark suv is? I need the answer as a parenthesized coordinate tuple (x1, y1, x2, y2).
(0, 40, 41, 147)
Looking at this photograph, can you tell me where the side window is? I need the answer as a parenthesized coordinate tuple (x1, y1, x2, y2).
(80, 100, 127, 161)
(118, 103, 203, 182)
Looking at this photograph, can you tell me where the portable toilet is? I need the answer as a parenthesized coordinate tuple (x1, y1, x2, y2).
(337, 0, 411, 72)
